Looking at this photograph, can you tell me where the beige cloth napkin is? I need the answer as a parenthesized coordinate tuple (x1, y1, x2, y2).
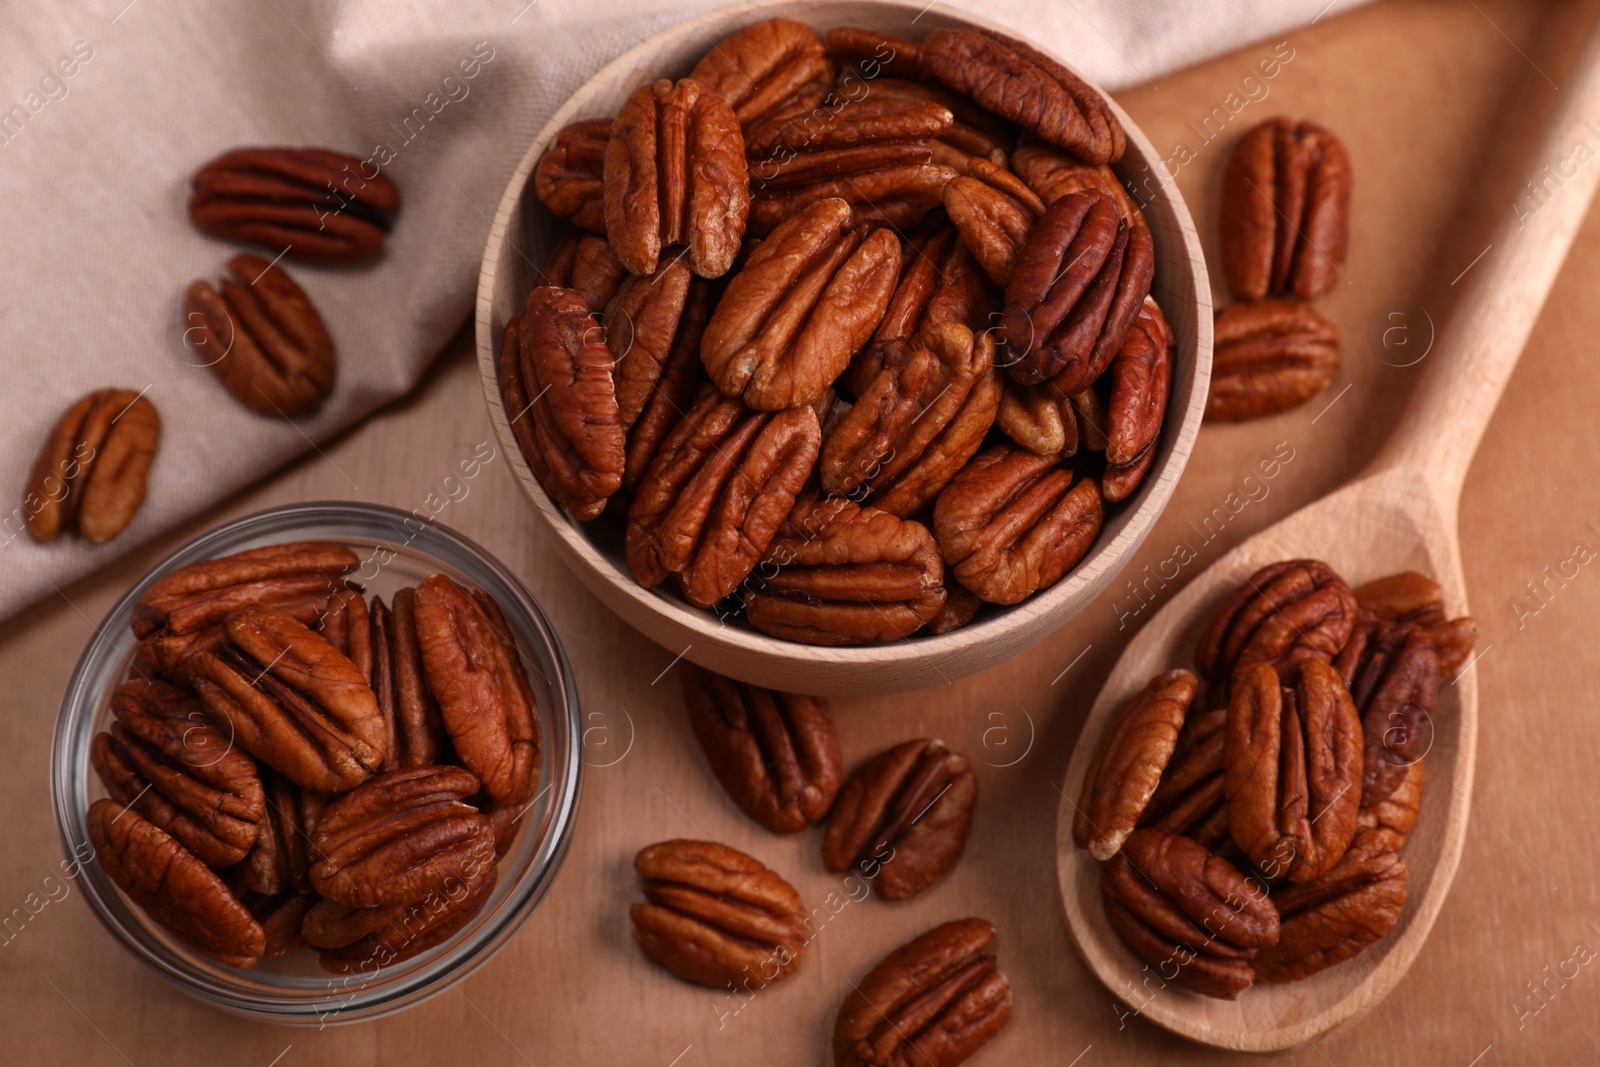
(0, 0, 1367, 618)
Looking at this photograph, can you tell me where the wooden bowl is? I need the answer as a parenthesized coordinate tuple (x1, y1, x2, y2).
(475, 0, 1212, 696)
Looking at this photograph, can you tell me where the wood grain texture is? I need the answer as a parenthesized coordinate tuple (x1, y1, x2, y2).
(474, 0, 1213, 696)
(7, 1, 1600, 1063)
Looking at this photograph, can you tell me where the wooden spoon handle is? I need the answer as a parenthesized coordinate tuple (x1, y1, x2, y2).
(1370, 18, 1600, 498)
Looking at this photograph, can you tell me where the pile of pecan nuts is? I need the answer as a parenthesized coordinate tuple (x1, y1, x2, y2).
(85, 540, 540, 971)
(506, 17, 1176, 646)
(1074, 560, 1477, 997)
(627, 666, 1009, 1066)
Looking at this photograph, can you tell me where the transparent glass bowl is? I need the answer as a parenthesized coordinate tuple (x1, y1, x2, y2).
(50, 502, 583, 1024)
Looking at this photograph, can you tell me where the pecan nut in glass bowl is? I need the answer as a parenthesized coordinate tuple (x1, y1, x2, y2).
(478, 3, 1212, 694)
(52, 503, 581, 1024)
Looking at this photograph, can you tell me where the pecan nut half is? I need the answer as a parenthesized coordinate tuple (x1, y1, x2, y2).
(1195, 559, 1358, 686)
(933, 445, 1104, 605)
(1254, 829, 1407, 983)
(534, 118, 611, 233)
(1221, 118, 1351, 300)
(923, 28, 1124, 164)
(1353, 571, 1479, 677)
(91, 678, 264, 869)
(623, 277, 713, 492)
(627, 391, 820, 608)
(603, 258, 693, 433)
(1141, 708, 1232, 853)
(1207, 299, 1339, 422)
(88, 799, 265, 968)
(750, 160, 957, 237)
(1013, 134, 1144, 223)
(1103, 296, 1173, 502)
(414, 575, 540, 807)
(1335, 619, 1439, 809)
(683, 664, 841, 833)
(1074, 669, 1196, 860)
(833, 917, 1012, 1067)
(1101, 829, 1279, 999)
(944, 158, 1045, 288)
(702, 197, 901, 411)
(538, 229, 627, 311)
(370, 588, 452, 770)
(742, 499, 947, 645)
(630, 838, 808, 988)
(688, 18, 834, 131)
(822, 738, 976, 900)
(825, 27, 932, 84)
(867, 78, 1017, 174)
(191, 608, 386, 791)
(1224, 660, 1362, 883)
(189, 146, 399, 263)
(184, 253, 336, 417)
(604, 78, 749, 278)
(131, 541, 356, 639)
(315, 861, 497, 973)
(24, 387, 160, 544)
(309, 765, 494, 908)
(501, 286, 625, 520)
(1000, 190, 1155, 396)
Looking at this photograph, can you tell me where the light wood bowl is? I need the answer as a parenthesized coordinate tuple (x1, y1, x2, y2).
(475, 0, 1212, 696)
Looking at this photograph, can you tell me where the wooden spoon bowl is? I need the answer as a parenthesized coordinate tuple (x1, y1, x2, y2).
(1055, 22, 1600, 1051)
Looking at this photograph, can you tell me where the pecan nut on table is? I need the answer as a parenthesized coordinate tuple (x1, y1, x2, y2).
(85, 542, 540, 971)
(23, 388, 161, 545)
(1073, 558, 1476, 997)
(513, 15, 1179, 648)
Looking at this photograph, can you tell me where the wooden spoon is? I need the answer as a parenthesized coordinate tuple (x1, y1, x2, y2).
(1055, 22, 1600, 1052)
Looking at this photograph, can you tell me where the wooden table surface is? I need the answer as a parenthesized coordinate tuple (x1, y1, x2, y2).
(8, 0, 1600, 1062)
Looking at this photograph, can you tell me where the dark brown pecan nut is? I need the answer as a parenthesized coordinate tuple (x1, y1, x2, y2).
(603, 258, 692, 431)
(741, 499, 947, 645)
(236, 768, 318, 897)
(315, 862, 497, 972)
(1103, 296, 1173, 502)
(1073, 669, 1196, 860)
(834, 917, 1012, 1067)
(703, 198, 900, 410)
(820, 320, 985, 500)
(533, 118, 611, 232)
(1255, 829, 1407, 982)
(944, 159, 1046, 288)
(1360, 760, 1422, 853)
(91, 678, 264, 869)
(623, 278, 712, 492)
(414, 575, 540, 807)
(1335, 619, 1439, 809)
(1225, 660, 1363, 883)
(749, 159, 957, 237)
(88, 799, 265, 968)
(23, 387, 160, 544)
(1000, 191, 1155, 396)
(501, 286, 626, 520)
(923, 28, 1124, 164)
(933, 445, 1103, 605)
(825, 27, 932, 84)
(1221, 118, 1351, 300)
(538, 230, 627, 312)
(191, 608, 386, 791)
(1195, 559, 1358, 686)
(926, 578, 982, 635)
(189, 146, 399, 263)
(604, 78, 749, 278)
(184, 253, 336, 417)
(626, 392, 821, 607)
(1353, 571, 1480, 677)
(308, 766, 494, 908)
(746, 95, 950, 163)
(369, 588, 452, 770)
(687, 18, 834, 131)
(1141, 708, 1233, 852)
(867, 77, 1017, 172)
(1013, 133, 1144, 222)
(1101, 829, 1279, 999)
(1207, 299, 1339, 422)
(822, 738, 975, 900)
(132, 542, 357, 640)
(682, 664, 841, 833)
(631, 838, 808, 988)
(843, 221, 994, 398)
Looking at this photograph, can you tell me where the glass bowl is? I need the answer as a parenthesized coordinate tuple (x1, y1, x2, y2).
(50, 502, 583, 1024)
